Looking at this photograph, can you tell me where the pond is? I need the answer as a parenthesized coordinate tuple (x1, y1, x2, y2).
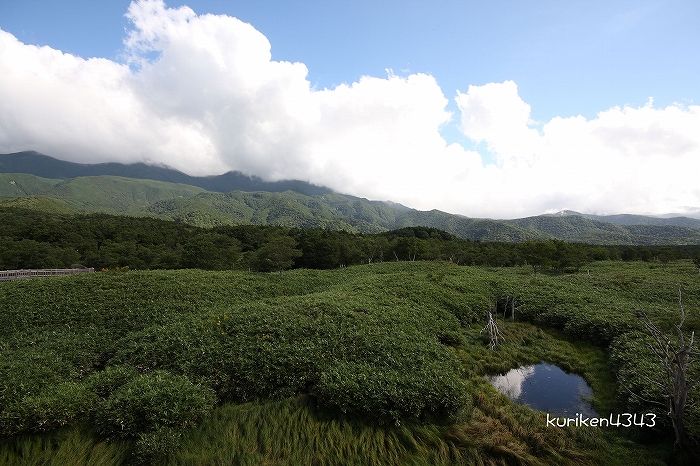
(484, 363, 598, 418)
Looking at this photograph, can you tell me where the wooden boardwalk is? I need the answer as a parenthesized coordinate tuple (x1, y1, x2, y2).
(0, 268, 95, 281)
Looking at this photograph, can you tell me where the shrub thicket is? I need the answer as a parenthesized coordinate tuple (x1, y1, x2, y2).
(1, 260, 700, 461)
(93, 371, 215, 462)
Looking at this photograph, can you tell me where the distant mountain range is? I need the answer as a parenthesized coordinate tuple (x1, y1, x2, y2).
(0, 151, 332, 196)
(544, 209, 700, 228)
(2, 151, 700, 245)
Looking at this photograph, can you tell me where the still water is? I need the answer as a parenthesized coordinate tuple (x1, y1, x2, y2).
(484, 363, 598, 418)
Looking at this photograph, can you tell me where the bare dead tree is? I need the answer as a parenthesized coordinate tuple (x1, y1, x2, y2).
(497, 294, 519, 324)
(481, 305, 505, 350)
(504, 294, 519, 323)
(632, 288, 700, 450)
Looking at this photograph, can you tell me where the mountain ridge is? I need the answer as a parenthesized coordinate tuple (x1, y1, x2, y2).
(0, 151, 333, 196)
(2, 152, 700, 245)
(544, 209, 700, 228)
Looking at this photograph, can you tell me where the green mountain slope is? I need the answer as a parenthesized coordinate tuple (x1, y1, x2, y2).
(397, 210, 547, 242)
(506, 215, 635, 243)
(622, 224, 700, 245)
(39, 176, 206, 213)
(506, 215, 700, 245)
(146, 191, 547, 241)
(154, 191, 424, 232)
(1, 151, 332, 195)
(0, 173, 62, 197)
(588, 214, 700, 229)
(0, 196, 82, 215)
(546, 210, 700, 230)
(2, 171, 700, 245)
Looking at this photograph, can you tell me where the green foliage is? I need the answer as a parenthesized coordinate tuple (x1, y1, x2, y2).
(94, 370, 215, 440)
(252, 235, 302, 273)
(105, 317, 233, 397)
(0, 173, 62, 197)
(133, 426, 182, 465)
(0, 237, 80, 269)
(103, 280, 468, 420)
(314, 361, 468, 424)
(3, 206, 700, 272)
(2, 382, 98, 436)
(2, 260, 700, 463)
(5, 171, 700, 244)
(84, 365, 139, 399)
(518, 240, 556, 273)
(181, 233, 241, 270)
(692, 251, 700, 272)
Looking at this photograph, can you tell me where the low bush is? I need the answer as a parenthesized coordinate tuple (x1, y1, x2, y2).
(133, 426, 183, 465)
(84, 365, 139, 399)
(314, 360, 468, 424)
(93, 371, 216, 440)
(1, 382, 97, 436)
(2, 261, 699, 461)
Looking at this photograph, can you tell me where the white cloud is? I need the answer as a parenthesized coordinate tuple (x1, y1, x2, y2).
(456, 80, 543, 167)
(454, 81, 700, 217)
(0, 20, 224, 173)
(485, 365, 536, 400)
(0, 0, 698, 219)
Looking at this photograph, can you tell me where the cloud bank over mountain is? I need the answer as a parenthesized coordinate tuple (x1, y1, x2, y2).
(0, 0, 698, 219)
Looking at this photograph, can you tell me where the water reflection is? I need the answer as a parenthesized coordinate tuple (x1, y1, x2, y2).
(485, 363, 597, 418)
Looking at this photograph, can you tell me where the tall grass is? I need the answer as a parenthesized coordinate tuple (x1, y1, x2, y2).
(168, 393, 596, 466)
(0, 427, 129, 466)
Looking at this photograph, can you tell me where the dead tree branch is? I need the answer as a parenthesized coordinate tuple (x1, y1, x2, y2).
(481, 305, 505, 350)
(635, 287, 699, 450)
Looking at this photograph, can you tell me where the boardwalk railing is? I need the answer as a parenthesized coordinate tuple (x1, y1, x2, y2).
(0, 268, 95, 281)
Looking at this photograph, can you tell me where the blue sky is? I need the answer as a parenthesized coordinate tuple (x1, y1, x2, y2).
(3, 1, 697, 122)
(1, 0, 699, 218)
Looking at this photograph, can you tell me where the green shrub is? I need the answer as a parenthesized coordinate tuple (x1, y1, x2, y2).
(133, 426, 182, 465)
(313, 361, 468, 424)
(0, 350, 71, 408)
(107, 319, 233, 398)
(93, 371, 216, 440)
(437, 330, 464, 346)
(1, 382, 97, 436)
(84, 365, 139, 399)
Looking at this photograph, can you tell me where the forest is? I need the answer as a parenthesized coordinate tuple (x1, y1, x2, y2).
(2, 207, 700, 274)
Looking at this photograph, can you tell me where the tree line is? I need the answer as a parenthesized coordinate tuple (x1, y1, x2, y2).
(2, 208, 700, 273)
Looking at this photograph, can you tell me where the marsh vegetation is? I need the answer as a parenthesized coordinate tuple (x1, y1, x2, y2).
(0, 258, 698, 464)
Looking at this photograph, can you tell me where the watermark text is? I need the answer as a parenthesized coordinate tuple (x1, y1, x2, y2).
(546, 413, 656, 428)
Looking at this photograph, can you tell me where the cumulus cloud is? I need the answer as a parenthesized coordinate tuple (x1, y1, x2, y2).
(456, 81, 700, 217)
(456, 81, 543, 167)
(0, 0, 698, 218)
